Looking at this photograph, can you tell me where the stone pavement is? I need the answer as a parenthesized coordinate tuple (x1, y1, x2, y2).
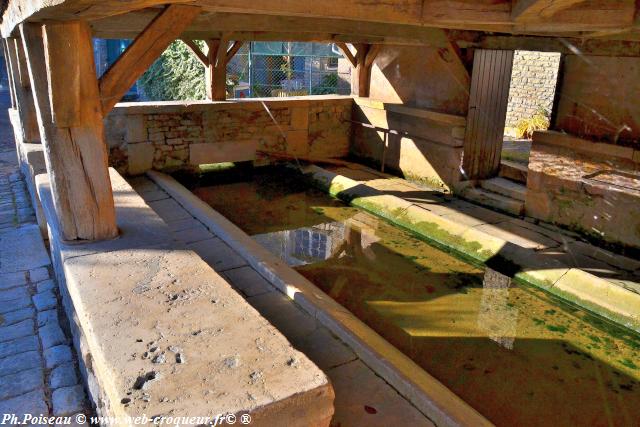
(0, 90, 88, 422)
(129, 175, 436, 427)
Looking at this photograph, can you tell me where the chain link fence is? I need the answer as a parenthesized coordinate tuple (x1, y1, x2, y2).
(226, 42, 351, 99)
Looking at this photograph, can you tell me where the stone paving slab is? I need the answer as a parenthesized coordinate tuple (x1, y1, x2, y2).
(328, 360, 436, 427)
(0, 104, 87, 422)
(0, 224, 50, 273)
(187, 237, 248, 271)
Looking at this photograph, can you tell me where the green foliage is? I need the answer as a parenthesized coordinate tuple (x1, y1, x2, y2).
(515, 107, 550, 139)
(311, 73, 338, 95)
(139, 40, 206, 101)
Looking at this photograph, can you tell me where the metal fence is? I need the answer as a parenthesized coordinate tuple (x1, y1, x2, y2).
(226, 42, 351, 99)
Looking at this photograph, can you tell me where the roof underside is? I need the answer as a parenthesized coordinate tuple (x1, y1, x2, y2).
(2, 1, 640, 54)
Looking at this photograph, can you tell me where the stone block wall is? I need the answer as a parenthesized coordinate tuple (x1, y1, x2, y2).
(526, 131, 640, 249)
(505, 51, 561, 130)
(104, 96, 352, 175)
(350, 98, 466, 192)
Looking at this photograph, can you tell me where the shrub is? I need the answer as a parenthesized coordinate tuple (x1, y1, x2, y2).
(515, 107, 550, 139)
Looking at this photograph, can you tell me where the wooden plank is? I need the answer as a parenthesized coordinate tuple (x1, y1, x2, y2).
(336, 42, 357, 67)
(99, 4, 201, 114)
(180, 38, 208, 66)
(512, 0, 585, 20)
(5, 37, 40, 143)
(462, 49, 514, 180)
(21, 21, 118, 241)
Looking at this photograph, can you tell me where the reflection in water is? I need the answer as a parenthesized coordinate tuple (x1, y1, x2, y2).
(478, 269, 518, 350)
(189, 167, 640, 427)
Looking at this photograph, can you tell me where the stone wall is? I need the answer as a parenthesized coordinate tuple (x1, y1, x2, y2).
(350, 98, 466, 192)
(505, 51, 561, 131)
(104, 96, 352, 175)
(553, 55, 640, 145)
(526, 131, 640, 249)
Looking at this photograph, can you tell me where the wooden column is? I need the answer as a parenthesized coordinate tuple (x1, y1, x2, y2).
(20, 21, 118, 241)
(5, 37, 40, 144)
(351, 44, 380, 97)
(205, 39, 224, 101)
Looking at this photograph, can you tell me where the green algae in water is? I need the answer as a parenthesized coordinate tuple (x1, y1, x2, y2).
(188, 166, 640, 427)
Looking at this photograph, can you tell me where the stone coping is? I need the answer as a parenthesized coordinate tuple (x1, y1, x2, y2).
(146, 170, 493, 427)
(111, 95, 353, 115)
(533, 130, 639, 164)
(35, 169, 334, 425)
(304, 165, 640, 334)
(353, 97, 467, 127)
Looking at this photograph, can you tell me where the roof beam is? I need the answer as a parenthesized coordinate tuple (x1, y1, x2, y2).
(511, 0, 586, 20)
(98, 4, 201, 114)
(180, 38, 209, 66)
(336, 43, 357, 67)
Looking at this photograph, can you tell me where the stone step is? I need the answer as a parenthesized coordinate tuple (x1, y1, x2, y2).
(499, 160, 528, 184)
(480, 177, 527, 201)
(462, 187, 524, 216)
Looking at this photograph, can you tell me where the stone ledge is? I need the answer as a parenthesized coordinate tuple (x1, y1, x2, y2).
(110, 96, 353, 116)
(146, 170, 491, 427)
(36, 169, 334, 425)
(304, 165, 640, 334)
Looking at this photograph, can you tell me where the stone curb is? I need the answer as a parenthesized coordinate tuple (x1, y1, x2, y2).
(147, 170, 493, 427)
(303, 165, 640, 334)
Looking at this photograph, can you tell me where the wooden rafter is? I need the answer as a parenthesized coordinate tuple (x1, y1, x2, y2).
(226, 40, 244, 62)
(336, 42, 357, 67)
(512, 0, 587, 21)
(180, 38, 208, 66)
(98, 4, 201, 115)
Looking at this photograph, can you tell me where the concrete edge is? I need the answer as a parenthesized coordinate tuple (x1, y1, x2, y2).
(146, 170, 494, 427)
(303, 165, 640, 334)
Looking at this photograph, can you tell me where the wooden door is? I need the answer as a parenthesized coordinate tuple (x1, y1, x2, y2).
(462, 49, 514, 180)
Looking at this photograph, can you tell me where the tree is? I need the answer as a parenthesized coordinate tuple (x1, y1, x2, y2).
(138, 40, 206, 101)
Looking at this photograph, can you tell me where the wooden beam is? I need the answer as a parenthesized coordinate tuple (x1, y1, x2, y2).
(180, 38, 208, 67)
(21, 21, 118, 241)
(225, 40, 244, 62)
(336, 42, 357, 67)
(353, 44, 373, 97)
(205, 38, 227, 101)
(5, 37, 40, 143)
(512, 0, 586, 21)
(467, 34, 640, 57)
(98, 4, 201, 115)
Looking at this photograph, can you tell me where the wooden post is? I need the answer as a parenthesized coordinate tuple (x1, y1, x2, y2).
(351, 44, 380, 97)
(205, 38, 223, 101)
(205, 38, 244, 101)
(21, 21, 118, 241)
(5, 37, 40, 144)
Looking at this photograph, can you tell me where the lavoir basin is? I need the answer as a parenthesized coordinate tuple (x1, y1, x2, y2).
(179, 165, 640, 427)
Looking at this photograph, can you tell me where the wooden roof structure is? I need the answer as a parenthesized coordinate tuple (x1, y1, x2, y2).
(1, 1, 640, 55)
